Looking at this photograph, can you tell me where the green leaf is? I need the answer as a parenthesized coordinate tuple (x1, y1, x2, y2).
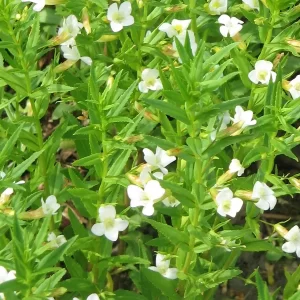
(255, 270, 273, 300)
(284, 265, 300, 299)
(0, 69, 28, 95)
(114, 290, 147, 300)
(107, 149, 132, 176)
(33, 269, 66, 294)
(73, 153, 103, 167)
(59, 278, 95, 292)
(46, 84, 76, 93)
(143, 99, 190, 125)
(36, 236, 77, 271)
(144, 219, 189, 246)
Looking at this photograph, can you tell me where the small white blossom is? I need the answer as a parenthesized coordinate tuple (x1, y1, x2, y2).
(138, 69, 163, 93)
(0, 266, 16, 298)
(229, 159, 245, 176)
(47, 232, 67, 248)
(159, 19, 191, 38)
(242, 0, 259, 10)
(127, 180, 165, 216)
(288, 75, 300, 100)
(58, 15, 83, 46)
(216, 188, 243, 218)
(248, 60, 277, 84)
(0, 179, 25, 202)
(282, 225, 300, 258)
(91, 205, 128, 242)
(209, 0, 227, 15)
(107, 2, 134, 33)
(252, 181, 277, 210)
(41, 195, 60, 216)
(162, 196, 180, 207)
(149, 254, 178, 279)
(172, 30, 198, 58)
(232, 106, 256, 129)
(21, 0, 45, 12)
(218, 15, 243, 37)
(139, 166, 164, 186)
(61, 46, 92, 65)
(143, 147, 176, 174)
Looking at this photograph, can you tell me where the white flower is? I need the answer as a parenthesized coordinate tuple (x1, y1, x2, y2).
(288, 75, 300, 100)
(172, 30, 198, 57)
(0, 266, 16, 298)
(139, 166, 164, 186)
(242, 0, 259, 10)
(216, 188, 243, 218)
(107, 1, 134, 32)
(218, 15, 243, 37)
(282, 225, 300, 258)
(47, 232, 67, 248)
(87, 294, 100, 300)
(127, 180, 165, 216)
(252, 181, 277, 210)
(209, 0, 227, 15)
(148, 254, 178, 279)
(248, 60, 277, 84)
(159, 19, 191, 38)
(143, 147, 176, 174)
(0, 180, 25, 201)
(229, 159, 245, 176)
(21, 0, 45, 12)
(61, 46, 92, 65)
(91, 205, 128, 242)
(58, 15, 83, 46)
(41, 195, 60, 216)
(232, 106, 256, 129)
(138, 69, 163, 93)
(162, 196, 180, 207)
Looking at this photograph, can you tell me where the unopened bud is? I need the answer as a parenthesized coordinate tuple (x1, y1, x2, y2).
(166, 147, 182, 156)
(217, 121, 244, 138)
(46, 0, 66, 4)
(209, 188, 218, 201)
(54, 60, 78, 73)
(212, 46, 222, 53)
(232, 33, 247, 51)
(289, 178, 300, 190)
(126, 173, 142, 186)
(165, 4, 187, 13)
(216, 170, 234, 186)
(0, 192, 12, 206)
(161, 44, 177, 58)
(134, 102, 159, 123)
(19, 207, 45, 220)
(98, 35, 119, 43)
(49, 30, 70, 46)
(16, 13, 21, 20)
(106, 76, 114, 89)
(286, 39, 300, 53)
(82, 7, 91, 34)
(51, 287, 67, 297)
(273, 53, 284, 68)
(123, 135, 144, 143)
(137, 0, 144, 8)
(274, 223, 288, 237)
(234, 190, 252, 200)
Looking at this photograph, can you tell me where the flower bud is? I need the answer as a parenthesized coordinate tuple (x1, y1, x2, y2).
(273, 53, 284, 69)
(234, 190, 252, 200)
(282, 80, 290, 91)
(46, 0, 66, 4)
(134, 102, 159, 123)
(123, 135, 144, 143)
(54, 60, 78, 73)
(216, 170, 234, 186)
(126, 173, 143, 186)
(232, 33, 247, 51)
(286, 39, 300, 53)
(82, 7, 91, 35)
(166, 147, 182, 156)
(164, 4, 187, 13)
(51, 287, 67, 297)
(209, 188, 218, 201)
(254, 17, 267, 26)
(274, 223, 288, 237)
(98, 35, 119, 43)
(49, 30, 71, 46)
(137, 0, 144, 8)
(289, 178, 300, 190)
(106, 76, 114, 90)
(18, 207, 45, 220)
(217, 121, 244, 138)
(16, 13, 21, 20)
(0, 193, 12, 206)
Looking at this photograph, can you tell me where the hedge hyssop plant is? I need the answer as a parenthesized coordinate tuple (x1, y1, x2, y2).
(0, 0, 299, 299)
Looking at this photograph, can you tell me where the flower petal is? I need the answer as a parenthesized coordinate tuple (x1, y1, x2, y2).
(248, 70, 259, 84)
(119, 1, 132, 15)
(144, 180, 165, 201)
(91, 223, 105, 236)
(115, 218, 129, 231)
(107, 3, 118, 20)
(143, 148, 156, 165)
(142, 204, 155, 216)
(138, 81, 149, 93)
(122, 15, 134, 27)
(99, 205, 116, 221)
(282, 241, 296, 253)
(218, 14, 230, 25)
(87, 294, 100, 300)
(164, 268, 178, 279)
(104, 227, 119, 241)
(127, 185, 145, 205)
(110, 21, 124, 33)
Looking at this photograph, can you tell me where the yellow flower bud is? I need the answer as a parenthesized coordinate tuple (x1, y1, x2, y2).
(166, 147, 182, 156)
(234, 190, 253, 200)
(289, 178, 300, 190)
(286, 39, 300, 53)
(164, 4, 188, 13)
(98, 35, 119, 43)
(18, 207, 46, 220)
(274, 223, 288, 237)
(54, 60, 78, 73)
(82, 7, 91, 35)
(216, 170, 234, 186)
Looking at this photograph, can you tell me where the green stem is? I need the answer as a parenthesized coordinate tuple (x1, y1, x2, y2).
(189, 0, 198, 40)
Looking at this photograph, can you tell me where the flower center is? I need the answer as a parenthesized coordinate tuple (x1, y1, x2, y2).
(158, 265, 168, 275)
(104, 218, 115, 229)
(145, 78, 156, 87)
(174, 24, 183, 33)
(212, 0, 221, 9)
(222, 200, 231, 212)
(112, 12, 125, 23)
(257, 70, 268, 81)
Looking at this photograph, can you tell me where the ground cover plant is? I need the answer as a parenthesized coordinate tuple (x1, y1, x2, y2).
(0, 0, 299, 299)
